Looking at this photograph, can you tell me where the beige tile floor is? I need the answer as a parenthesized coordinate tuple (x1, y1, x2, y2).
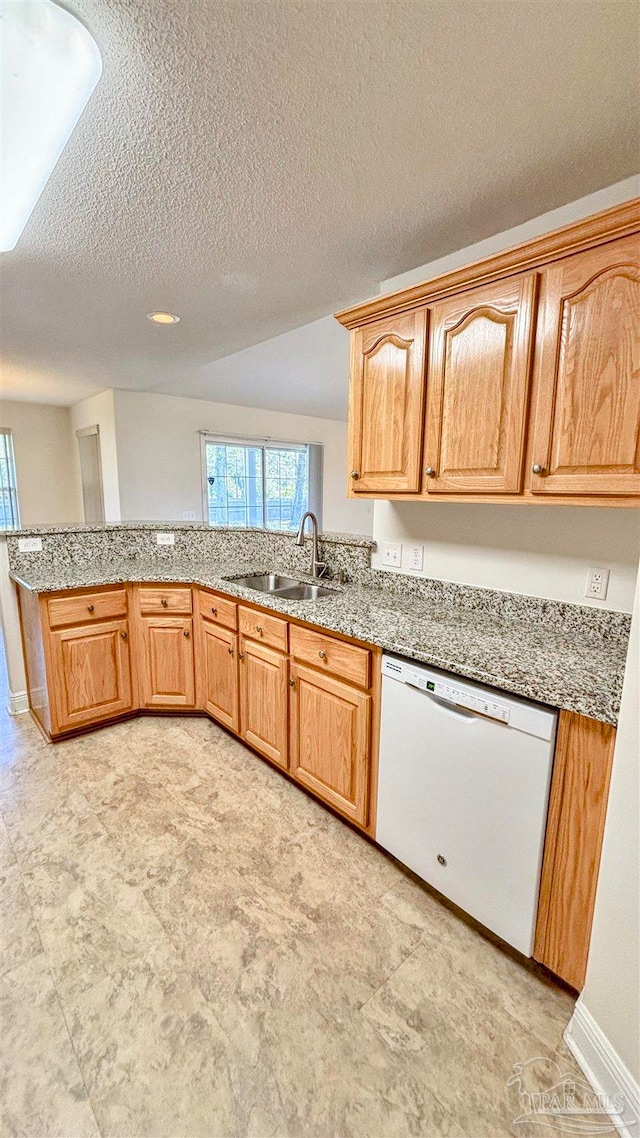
(1, 701, 591, 1138)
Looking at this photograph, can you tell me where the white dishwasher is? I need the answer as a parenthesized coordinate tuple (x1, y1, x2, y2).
(377, 655, 557, 956)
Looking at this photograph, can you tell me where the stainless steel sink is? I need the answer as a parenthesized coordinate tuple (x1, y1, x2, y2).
(231, 573, 300, 593)
(272, 583, 336, 600)
(229, 573, 339, 600)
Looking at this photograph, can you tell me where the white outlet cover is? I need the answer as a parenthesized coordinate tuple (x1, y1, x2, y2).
(156, 532, 175, 546)
(404, 544, 424, 571)
(182, 511, 197, 521)
(18, 537, 42, 553)
(585, 566, 610, 600)
(382, 542, 402, 567)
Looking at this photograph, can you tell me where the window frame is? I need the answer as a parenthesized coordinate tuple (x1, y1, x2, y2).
(0, 427, 20, 530)
(200, 432, 323, 532)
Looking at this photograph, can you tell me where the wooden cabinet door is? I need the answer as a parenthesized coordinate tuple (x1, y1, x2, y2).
(198, 620, 239, 732)
(529, 234, 640, 495)
(423, 274, 537, 493)
(349, 309, 427, 492)
(138, 616, 195, 708)
(239, 637, 288, 769)
(289, 663, 371, 826)
(49, 619, 133, 732)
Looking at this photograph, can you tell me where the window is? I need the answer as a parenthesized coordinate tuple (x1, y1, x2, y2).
(0, 429, 20, 529)
(202, 435, 322, 532)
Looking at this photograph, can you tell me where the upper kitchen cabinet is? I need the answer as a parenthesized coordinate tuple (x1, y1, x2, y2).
(529, 234, 640, 496)
(336, 198, 640, 506)
(423, 274, 537, 493)
(348, 309, 427, 493)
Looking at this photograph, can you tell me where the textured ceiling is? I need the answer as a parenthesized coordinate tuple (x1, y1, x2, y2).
(2, 0, 639, 417)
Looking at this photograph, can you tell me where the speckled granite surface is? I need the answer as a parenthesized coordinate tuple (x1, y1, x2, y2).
(9, 545, 630, 725)
(5, 525, 374, 584)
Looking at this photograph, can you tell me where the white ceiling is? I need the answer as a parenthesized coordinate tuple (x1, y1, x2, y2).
(2, 0, 639, 417)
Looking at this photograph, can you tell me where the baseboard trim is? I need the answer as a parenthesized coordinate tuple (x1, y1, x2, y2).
(7, 689, 29, 716)
(565, 999, 640, 1138)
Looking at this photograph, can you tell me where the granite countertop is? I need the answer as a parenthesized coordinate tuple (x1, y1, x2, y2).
(10, 558, 628, 726)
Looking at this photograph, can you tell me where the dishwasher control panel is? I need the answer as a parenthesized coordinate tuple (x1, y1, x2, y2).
(382, 657, 511, 725)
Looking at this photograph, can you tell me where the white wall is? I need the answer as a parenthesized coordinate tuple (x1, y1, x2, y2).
(0, 399, 82, 525)
(113, 389, 373, 534)
(373, 176, 640, 613)
(373, 501, 639, 612)
(70, 390, 121, 522)
(0, 401, 83, 704)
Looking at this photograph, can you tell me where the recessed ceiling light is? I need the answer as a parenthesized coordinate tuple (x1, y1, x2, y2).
(146, 311, 181, 324)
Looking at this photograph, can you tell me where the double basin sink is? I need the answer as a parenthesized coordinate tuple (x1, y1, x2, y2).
(229, 573, 339, 601)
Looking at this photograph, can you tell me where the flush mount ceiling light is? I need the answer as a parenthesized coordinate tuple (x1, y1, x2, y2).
(1, 0, 102, 253)
(146, 311, 181, 325)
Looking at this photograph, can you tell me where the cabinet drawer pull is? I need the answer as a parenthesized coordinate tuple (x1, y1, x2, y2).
(424, 467, 436, 477)
(120, 630, 127, 639)
(289, 678, 296, 688)
(318, 650, 327, 659)
(255, 625, 263, 634)
(532, 463, 546, 475)
(161, 597, 169, 607)
(183, 629, 190, 638)
(87, 604, 94, 613)
(211, 607, 217, 615)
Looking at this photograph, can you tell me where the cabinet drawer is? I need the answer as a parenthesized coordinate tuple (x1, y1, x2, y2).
(238, 605, 288, 652)
(47, 588, 127, 629)
(197, 590, 237, 631)
(289, 625, 370, 689)
(137, 586, 192, 615)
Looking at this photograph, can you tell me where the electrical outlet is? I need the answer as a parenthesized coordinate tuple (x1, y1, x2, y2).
(585, 567, 610, 600)
(182, 511, 196, 521)
(156, 532, 175, 546)
(18, 537, 42, 553)
(403, 544, 424, 572)
(382, 542, 402, 567)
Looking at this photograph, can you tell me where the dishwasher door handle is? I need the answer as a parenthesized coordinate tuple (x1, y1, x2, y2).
(404, 681, 479, 721)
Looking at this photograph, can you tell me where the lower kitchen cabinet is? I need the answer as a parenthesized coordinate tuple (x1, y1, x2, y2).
(14, 577, 615, 991)
(289, 662, 372, 827)
(198, 619, 239, 732)
(239, 636, 289, 769)
(137, 615, 195, 708)
(49, 619, 133, 732)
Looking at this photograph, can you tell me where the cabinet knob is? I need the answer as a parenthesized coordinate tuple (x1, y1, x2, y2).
(161, 597, 168, 607)
(424, 467, 436, 477)
(255, 625, 263, 634)
(288, 678, 296, 688)
(239, 652, 245, 660)
(350, 471, 359, 480)
(532, 463, 546, 475)
(228, 647, 234, 656)
(183, 629, 190, 638)
(120, 630, 127, 639)
(87, 604, 94, 613)
(318, 650, 327, 659)
(211, 607, 217, 615)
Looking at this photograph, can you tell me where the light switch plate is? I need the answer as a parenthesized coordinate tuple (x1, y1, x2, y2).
(404, 544, 424, 571)
(382, 542, 402, 567)
(18, 537, 42, 553)
(182, 511, 197, 521)
(156, 532, 175, 546)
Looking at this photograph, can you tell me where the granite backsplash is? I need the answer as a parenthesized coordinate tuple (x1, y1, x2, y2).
(6, 522, 630, 646)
